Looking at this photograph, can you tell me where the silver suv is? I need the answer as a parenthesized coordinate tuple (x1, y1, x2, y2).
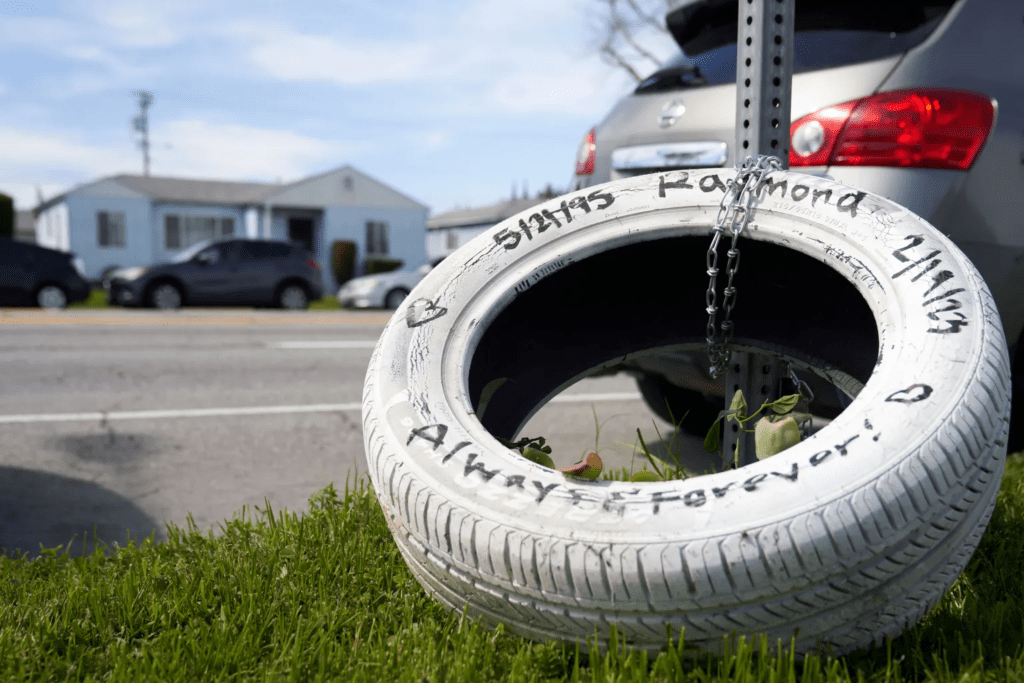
(572, 0, 1024, 449)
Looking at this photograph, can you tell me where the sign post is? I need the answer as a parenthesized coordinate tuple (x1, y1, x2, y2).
(723, 0, 795, 464)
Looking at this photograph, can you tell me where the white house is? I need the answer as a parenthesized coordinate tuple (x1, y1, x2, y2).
(33, 165, 429, 291)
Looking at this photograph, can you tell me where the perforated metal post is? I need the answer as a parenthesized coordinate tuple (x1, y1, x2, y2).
(736, 0, 794, 166)
(722, 350, 787, 467)
(727, 0, 795, 465)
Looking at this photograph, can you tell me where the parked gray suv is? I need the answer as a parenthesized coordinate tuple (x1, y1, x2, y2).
(572, 0, 1024, 449)
(105, 238, 324, 310)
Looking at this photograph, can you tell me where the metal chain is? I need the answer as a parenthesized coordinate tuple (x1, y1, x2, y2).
(705, 155, 783, 378)
(787, 363, 815, 438)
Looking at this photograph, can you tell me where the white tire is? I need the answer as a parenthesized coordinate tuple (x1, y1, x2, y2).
(361, 169, 1010, 655)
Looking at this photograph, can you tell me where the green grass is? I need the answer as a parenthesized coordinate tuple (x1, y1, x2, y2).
(67, 287, 109, 308)
(64, 291, 343, 311)
(307, 296, 341, 311)
(2, 457, 1023, 682)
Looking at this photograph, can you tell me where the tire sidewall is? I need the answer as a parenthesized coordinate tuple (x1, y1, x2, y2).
(365, 169, 1006, 541)
(36, 285, 68, 309)
(150, 282, 182, 309)
(279, 283, 308, 309)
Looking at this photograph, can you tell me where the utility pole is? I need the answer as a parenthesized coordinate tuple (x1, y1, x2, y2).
(131, 90, 155, 176)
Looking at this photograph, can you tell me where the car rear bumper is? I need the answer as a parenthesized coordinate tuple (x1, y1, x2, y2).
(337, 296, 378, 309)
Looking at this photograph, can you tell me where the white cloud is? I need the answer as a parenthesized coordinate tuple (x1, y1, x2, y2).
(69, 0, 201, 48)
(152, 119, 365, 181)
(0, 125, 133, 173)
(414, 129, 452, 152)
(243, 27, 434, 85)
(228, 0, 668, 117)
(0, 126, 135, 208)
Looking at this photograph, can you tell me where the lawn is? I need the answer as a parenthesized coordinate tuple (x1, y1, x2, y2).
(2, 458, 1022, 682)
(67, 287, 108, 308)
(66, 288, 344, 310)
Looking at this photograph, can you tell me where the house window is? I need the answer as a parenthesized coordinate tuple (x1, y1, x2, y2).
(97, 211, 126, 247)
(366, 220, 389, 256)
(446, 229, 459, 250)
(163, 215, 235, 250)
(164, 215, 181, 249)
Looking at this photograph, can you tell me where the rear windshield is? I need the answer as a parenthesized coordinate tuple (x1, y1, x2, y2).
(637, 0, 955, 93)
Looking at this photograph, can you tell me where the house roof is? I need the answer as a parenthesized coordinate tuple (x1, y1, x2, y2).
(34, 165, 428, 213)
(427, 197, 549, 231)
(112, 175, 275, 204)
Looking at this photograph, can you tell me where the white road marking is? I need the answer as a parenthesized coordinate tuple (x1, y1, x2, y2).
(0, 393, 643, 425)
(270, 340, 378, 349)
(0, 403, 362, 424)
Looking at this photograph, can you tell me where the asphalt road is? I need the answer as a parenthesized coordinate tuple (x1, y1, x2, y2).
(0, 308, 688, 556)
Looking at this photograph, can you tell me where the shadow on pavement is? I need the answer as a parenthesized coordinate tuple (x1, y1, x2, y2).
(0, 465, 163, 558)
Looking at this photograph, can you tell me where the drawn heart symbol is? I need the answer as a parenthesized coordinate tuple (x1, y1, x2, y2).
(884, 383, 933, 404)
(405, 298, 448, 328)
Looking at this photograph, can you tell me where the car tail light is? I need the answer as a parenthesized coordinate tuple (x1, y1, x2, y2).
(575, 128, 596, 175)
(790, 89, 994, 171)
(305, 258, 319, 269)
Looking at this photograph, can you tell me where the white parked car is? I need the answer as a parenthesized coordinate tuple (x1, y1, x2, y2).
(337, 259, 444, 310)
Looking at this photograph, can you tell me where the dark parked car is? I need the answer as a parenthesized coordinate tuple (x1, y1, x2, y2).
(105, 238, 324, 310)
(0, 238, 91, 309)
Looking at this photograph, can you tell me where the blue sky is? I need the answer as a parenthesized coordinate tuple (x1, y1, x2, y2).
(0, 0, 677, 215)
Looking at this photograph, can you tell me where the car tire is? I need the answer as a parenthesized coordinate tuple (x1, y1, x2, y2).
(277, 283, 309, 310)
(384, 287, 410, 310)
(35, 285, 68, 310)
(149, 282, 183, 310)
(362, 169, 1010, 655)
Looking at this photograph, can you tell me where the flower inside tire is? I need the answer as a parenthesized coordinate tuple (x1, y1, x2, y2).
(362, 170, 1010, 655)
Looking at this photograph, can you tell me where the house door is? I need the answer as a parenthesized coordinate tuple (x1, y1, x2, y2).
(288, 218, 314, 254)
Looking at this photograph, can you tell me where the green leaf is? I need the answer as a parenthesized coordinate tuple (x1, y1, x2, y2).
(754, 415, 802, 459)
(729, 390, 747, 421)
(476, 377, 508, 422)
(629, 470, 664, 482)
(768, 393, 802, 415)
(521, 447, 555, 469)
(704, 419, 721, 453)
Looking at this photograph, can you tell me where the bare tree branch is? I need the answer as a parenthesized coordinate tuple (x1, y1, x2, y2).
(609, 0, 664, 68)
(600, 40, 647, 81)
(622, 0, 666, 34)
(592, 0, 673, 82)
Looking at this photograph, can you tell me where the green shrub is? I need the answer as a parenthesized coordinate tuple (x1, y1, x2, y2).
(0, 193, 13, 239)
(330, 240, 357, 287)
(364, 257, 403, 275)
